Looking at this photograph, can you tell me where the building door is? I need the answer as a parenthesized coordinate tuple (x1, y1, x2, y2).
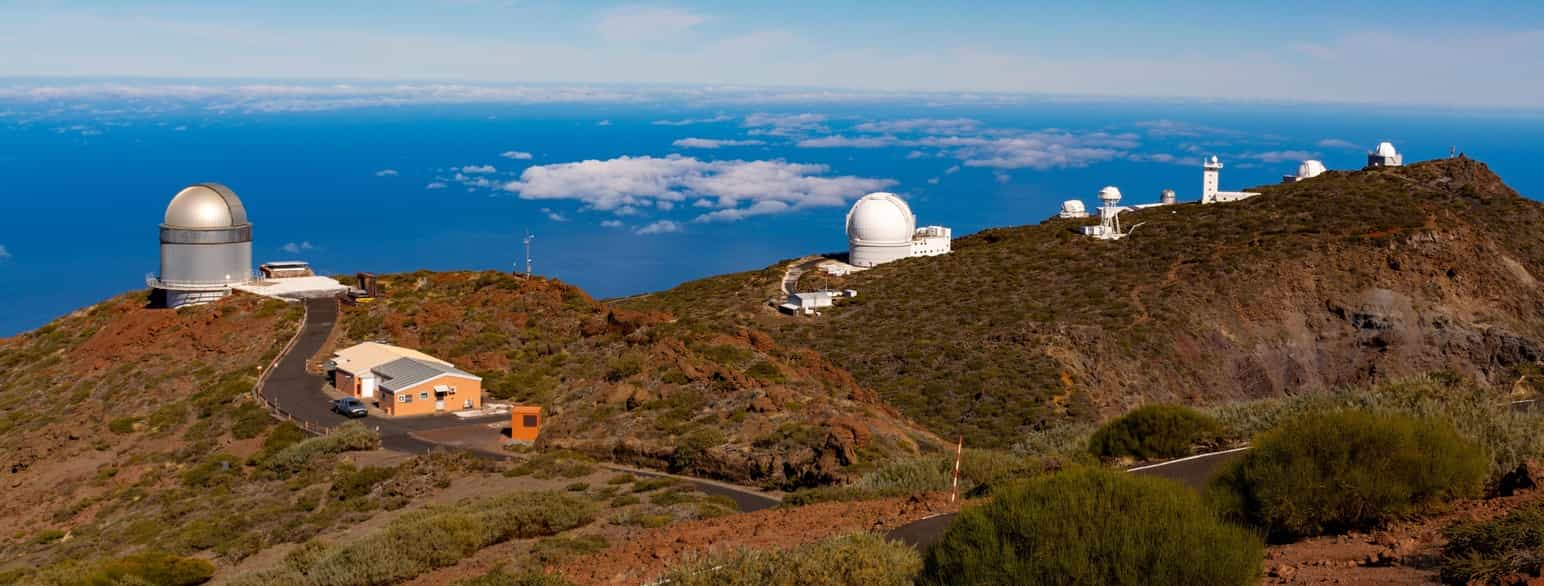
(435, 397, 445, 410)
(361, 377, 375, 399)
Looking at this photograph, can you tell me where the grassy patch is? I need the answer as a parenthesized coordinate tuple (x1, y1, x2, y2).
(661, 532, 919, 586)
(1440, 499, 1544, 585)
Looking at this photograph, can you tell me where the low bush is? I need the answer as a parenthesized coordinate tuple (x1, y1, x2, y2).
(262, 421, 380, 476)
(107, 416, 138, 434)
(661, 532, 919, 586)
(1208, 410, 1487, 540)
(1439, 500, 1544, 585)
(330, 464, 398, 501)
(921, 468, 1262, 585)
(32, 552, 216, 586)
(228, 491, 594, 586)
(1087, 404, 1222, 461)
(458, 568, 575, 586)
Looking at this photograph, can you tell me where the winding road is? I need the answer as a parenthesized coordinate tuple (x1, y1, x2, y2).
(257, 298, 783, 512)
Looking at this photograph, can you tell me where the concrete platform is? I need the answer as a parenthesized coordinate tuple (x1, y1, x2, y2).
(235, 276, 349, 301)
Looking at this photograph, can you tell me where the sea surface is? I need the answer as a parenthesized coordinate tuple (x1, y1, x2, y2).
(2, 94, 1542, 336)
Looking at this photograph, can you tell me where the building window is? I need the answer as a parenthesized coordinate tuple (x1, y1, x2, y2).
(400, 394, 410, 403)
(522, 414, 539, 427)
(419, 392, 429, 400)
(448, 386, 456, 394)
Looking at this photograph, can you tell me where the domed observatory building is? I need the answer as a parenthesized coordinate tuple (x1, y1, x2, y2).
(148, 183, 254, 308)
(1368, 141, 1403, 167)
(1283, 160, 1327, 183)
(844, 192, 951, 268)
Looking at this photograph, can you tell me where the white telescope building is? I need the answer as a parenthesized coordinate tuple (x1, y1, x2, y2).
(845, 192, 951, 268)
(148, 183, 254, 308)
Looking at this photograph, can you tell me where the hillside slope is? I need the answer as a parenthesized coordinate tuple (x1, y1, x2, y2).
(623, 158, 1544, 447)
(337, 271, 941, 487)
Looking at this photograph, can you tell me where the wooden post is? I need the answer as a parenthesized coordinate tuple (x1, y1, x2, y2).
(950, 434, 963, 503)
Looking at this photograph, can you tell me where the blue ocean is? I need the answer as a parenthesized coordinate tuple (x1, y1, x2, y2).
(2, 93, 1542, 336)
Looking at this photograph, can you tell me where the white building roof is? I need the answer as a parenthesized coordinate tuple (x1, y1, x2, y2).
(333, 342, 452, 376)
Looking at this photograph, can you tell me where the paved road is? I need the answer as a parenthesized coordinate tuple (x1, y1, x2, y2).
(885, 447, 1252, 550)
(258, 297, 783, 512)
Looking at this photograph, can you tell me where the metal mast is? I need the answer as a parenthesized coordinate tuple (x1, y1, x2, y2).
(522, 231, 535, 277)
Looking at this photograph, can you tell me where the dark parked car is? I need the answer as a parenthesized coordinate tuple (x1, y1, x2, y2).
(332, 397, 368, 418)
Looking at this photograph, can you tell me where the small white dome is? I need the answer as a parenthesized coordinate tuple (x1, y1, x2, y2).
(1061, 200, 1086, 214)
(1205, 155, 1221, 167)
(1296, 160, 1327, 179)
(1374, 141, 1398, 157)
(164, 183, 248, 228)
(1098, 186, 1122, 203)
(846, 192, 916, 244)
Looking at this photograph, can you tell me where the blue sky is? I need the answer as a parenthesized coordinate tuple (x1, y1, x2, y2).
(1, 1, 1542, 108)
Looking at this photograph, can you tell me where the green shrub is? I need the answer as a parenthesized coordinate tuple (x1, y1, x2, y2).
(787, 449, 1041, 505)
(331, 464, 398, 501)
(262, 421, 380, 476)
(1087, 404, 1222, 460)
(107, 416, 138, 434)
(661, 532, 919, 586)
(746, 360, 787, 384)
(1439, 500, 1544, 585)
(1208, 410, 1487, 540)
(229, 403, 273, 439)
(33, 552, 216, 586)
(180, 453, 244, 488)
(458, 568, 575, 586)
(921, 468, 1262, 585)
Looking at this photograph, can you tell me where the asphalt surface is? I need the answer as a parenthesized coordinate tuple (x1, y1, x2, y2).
(885, 448, 1252, 550)
(259, 297, 783, 512)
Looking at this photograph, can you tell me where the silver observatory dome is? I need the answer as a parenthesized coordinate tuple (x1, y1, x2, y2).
(152, 183, 254, 308)
(164, 184, 249, 228)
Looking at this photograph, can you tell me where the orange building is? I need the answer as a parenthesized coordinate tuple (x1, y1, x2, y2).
(510, 406, 542, 443)
(332, 342, 454, 402)
(374, 357, 483, 416)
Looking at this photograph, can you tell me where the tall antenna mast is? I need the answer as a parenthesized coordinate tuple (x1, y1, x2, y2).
(522, 230, 536, 278)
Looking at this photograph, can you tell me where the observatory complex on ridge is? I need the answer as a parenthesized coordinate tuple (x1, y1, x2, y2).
(1062, 140, 1407, 241)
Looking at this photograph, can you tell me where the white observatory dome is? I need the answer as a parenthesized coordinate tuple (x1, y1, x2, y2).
(1375, 142, 1398, 157)
(164, 183, 249, 228)
(1297, 160, 1327, 179)
(1098, 186, 1122, 204)
(846, 192, 916, 244)
(1061, 200, 1086, 214)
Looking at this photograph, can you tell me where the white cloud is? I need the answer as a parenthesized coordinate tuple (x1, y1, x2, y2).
(600, 219, 624, 228)
(1134, 119, 1240, 139)
(1317, 138, 1361, 150)
(461, 164, 497, 174)
(596, 119, 613, 126)
(634, 220, 682, 235)
(596, 5, 707, 42)
(854, 118, 980, 134)
(1128, 152, 1200, 165)
(693, 200, 790, 223)
(993, 171, 1011, 184)
(540, 207, 569, 222)
(743, 112, 827, 136)
(280, 241, 314, 254)
(926, 177, 940, 184)
(930, 131, 1138, 170)
(503, 154, 894, 222)
(500, 150, 533, 160)
(906, 150, 926, 159)
(796, 135, 897, 148)
(0, 244, 10, 261)
(425, 181, 448, 190)
(374, 168, 398, 176)
(672, 137, 765, 149)
(1241, 150, 1319, 163)
(652, 114, 733, 126)
(944, 165, 960, 175)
